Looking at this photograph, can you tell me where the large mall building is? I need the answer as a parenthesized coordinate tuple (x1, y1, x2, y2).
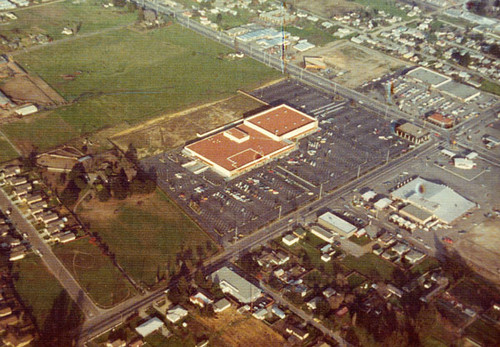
(183, 104, 318, 178)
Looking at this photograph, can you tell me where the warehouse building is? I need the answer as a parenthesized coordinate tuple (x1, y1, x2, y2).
(395, 123, 429, 144)
(317, 212, 357, 238)
(211, 266, 261, 304)
(184, 104, 318, 178)
(391, 177, 475, 224)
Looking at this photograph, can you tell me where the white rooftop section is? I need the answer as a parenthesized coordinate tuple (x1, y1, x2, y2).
(391, 177, 475, 224)
(374, 197, 392, 210)
(318, 212, 357, 235)
(135, 317, 165, 337)
(362, 190, 377, 201)
(211, 266, 261, 303)
(166, 305, 188, 323)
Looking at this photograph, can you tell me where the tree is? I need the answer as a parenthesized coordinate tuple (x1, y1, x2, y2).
(125, 143, 138, 164)
(112, 168, 130, 200)
(96, 185, 111, 202)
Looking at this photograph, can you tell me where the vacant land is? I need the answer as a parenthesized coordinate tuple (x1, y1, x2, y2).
(112, 93, 268, 157)
(77, 190, 216, 286)
(2, 24, 279, 153)
(53, 238, 135, 308)
(1, 0, 136, 47)
(297, 41, 409, 88)
(456, 219, 500, 285)
(193, 307, 285, 346)
(285, 24, 336, 46)
(294, 0, 363, 17)
(342, 253, 396, 281)
(0, 135, 19, 163)
(12, 255, 83, 330)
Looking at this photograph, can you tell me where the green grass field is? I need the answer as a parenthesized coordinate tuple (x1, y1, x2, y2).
(1, 0, 137, 43)
(12, 254, 83, 330)
(0, 135, 19, 163)
(77, 189, 216, 287)
(351, 0, 408, 19)
(53, 238, 135, 308)
(285, 24, 336, 46)
(3, 24, 280, 152)
(480, 79, 500, 96)
(342, 253, 396, 281)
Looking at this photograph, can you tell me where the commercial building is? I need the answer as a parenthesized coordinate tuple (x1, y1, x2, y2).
(317, 212, 357, 238)
(184, 104, 318, 178)
(135, 317, 165, 337)
(406, 67, 451, 88)
(210, 266, 261, 303)
(390, 177, 475, 224)
(454, 158, 475, 169)
(395, 123, 429, 144)
(310, 225, 334, 243)
(399, 204, 433, 225)
(427, 112, 454, 128)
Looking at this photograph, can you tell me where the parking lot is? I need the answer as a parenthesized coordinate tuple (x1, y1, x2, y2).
(141, 79, 412, 245)
(361, 73, 498, 126)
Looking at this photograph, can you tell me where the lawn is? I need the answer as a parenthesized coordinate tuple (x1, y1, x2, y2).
(450, 278, 499, 310)
(0, 135, 19, 163)
(341, 253, 396, 281)
(77, 189, 216, 287)
(464, 318, 500, 347)
(348, 235, 371, 246)
(52, 238, 135, 308)
(350, 0, 408, 19)
(1, 0, 137, 44)
(347, 272, 366, 289)
(4, 24, 280, 151)
(411, 257, 440, 275)
(12, 255, 83, 331)
(285, 24, 336, 46)
(480, 79, 500, 96)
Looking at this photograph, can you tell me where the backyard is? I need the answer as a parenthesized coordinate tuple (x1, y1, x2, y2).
(76, 189, 217, 287)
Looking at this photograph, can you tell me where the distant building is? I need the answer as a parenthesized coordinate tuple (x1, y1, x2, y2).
(210, 267, 261, 303)
(395, 123, 429, 144)
(213, 298, 231, 313)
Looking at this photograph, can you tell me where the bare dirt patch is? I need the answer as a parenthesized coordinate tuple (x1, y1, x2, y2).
(111, 93, 267, 158)
(297, 41, 410, 88)
(294, 0, 363, 17)
(456, 219, 500, 284)
(0, 61, 66, 106)
(194, 307, 285, 346)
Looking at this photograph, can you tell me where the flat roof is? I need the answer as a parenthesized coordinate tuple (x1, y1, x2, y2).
(185, 124, 293, 173)
(428, 113, 453, 124)
(396, 123, 429, 138)
(406, 67, 450, 87)
(211, 266, 261, 303)
(437, 80, 480, 101)
(245, 104, 317, 138)
(135, 317, 164, 337)
(318, 212, 357, 234)
(391, 177, 475, 224)
(400, 204, 433, 222)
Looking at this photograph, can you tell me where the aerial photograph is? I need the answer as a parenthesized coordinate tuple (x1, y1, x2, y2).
(0, 0, 499, 346)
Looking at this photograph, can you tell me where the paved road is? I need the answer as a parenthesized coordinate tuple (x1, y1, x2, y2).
(76, 133, 438, 345)
(0, 189, 101, 318)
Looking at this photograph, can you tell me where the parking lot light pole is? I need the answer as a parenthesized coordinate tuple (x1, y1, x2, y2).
(278, 205, 282, 220)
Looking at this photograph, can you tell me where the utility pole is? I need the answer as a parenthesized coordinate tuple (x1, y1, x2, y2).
(357, 165, 361, 178)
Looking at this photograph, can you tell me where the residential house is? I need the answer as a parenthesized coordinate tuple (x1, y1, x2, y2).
(286, 325, 309, 341)
(166, 305, 188, 323)
(189, 289, 214, 308)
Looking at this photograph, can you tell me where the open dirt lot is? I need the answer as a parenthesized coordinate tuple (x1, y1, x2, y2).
(194, 307, 285, 346)
(0, 67, 66, 106)
(456, 219, 500, 284)
(294, 0, 362, 17)
(298, 41, 409, 88)
(111, 93, 268, 158)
